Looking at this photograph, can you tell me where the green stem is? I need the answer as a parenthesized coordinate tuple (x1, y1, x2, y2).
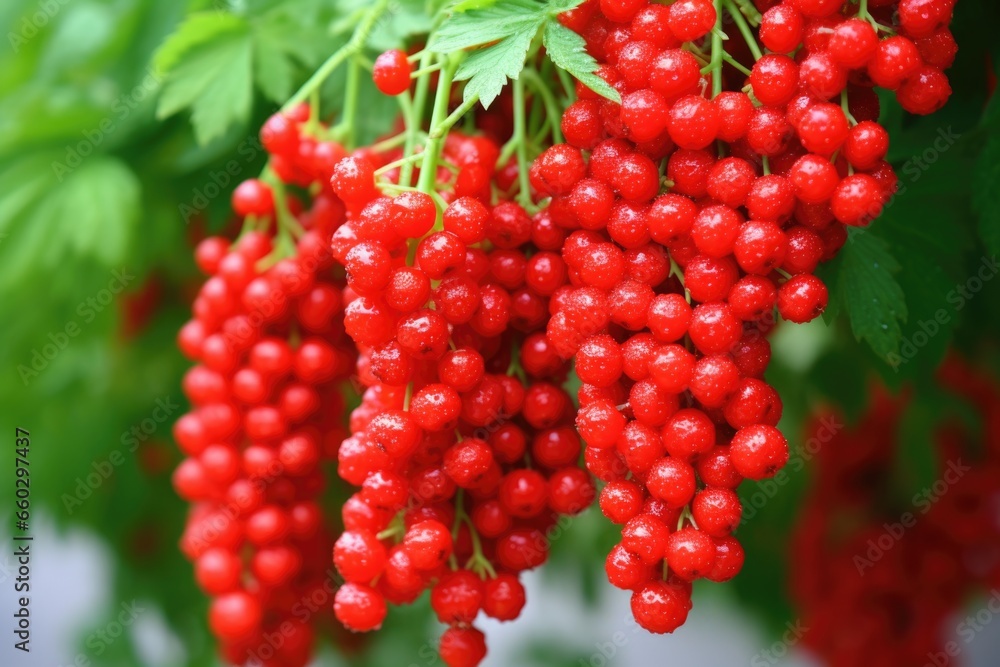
(840, 88, 858, 126)
(857, 0, 895, 33)
(375, 153, 425, 175)
(410, 63, 444, 77)
(416, 55, 459, 198)
(669, 257, 691, 305)
(731, 0, 762, 26)
(341, 55, 362, 151)
(511, 77, 533, 210)
(555, 66, 577, 105)
(506, 343, 527, 383)
(708, 0, 725, 98)
(722, 51, 752, 77)
(762, 155, 771, 175)
(399, 50, 434, 187)
(370, 130, 415, 153)
(430, 94, 480, 140)
(724, 0, 763, 61)
(255, 176, 301, 268)
(521, 69, 565, 144)
(306, 88, 321, 134)
(281, 0, 390, 112)
(688, 44, 712, 68)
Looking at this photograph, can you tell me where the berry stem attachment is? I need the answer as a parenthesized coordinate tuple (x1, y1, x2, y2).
(677, 506, 698, 531)
(856, 0, 897, 34)
(281, 0, 390, 112)
(840, 89, 858, 126)
(403, 382, 413, 412)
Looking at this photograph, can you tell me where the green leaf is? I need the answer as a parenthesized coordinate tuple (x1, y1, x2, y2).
(0, 155, 139, 287)
(455, 27, 537, 108)
(63, 158, 141, 265)
(547, 0, 588, 14)
(973, 132, 1000, 258)
(157, 26, 253, 145)
(836, 228, 908, 364)
(153, 12, 247, 73)
(542, 22, 620, 102)
(433, 0, 613, 108)
(429, 0, 547, 52)
(252, 37, 295, 103)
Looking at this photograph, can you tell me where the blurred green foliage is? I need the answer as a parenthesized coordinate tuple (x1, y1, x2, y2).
(0, 0, 999, 664)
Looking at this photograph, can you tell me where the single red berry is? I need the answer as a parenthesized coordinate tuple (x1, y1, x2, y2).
(373, 49, 412, 95)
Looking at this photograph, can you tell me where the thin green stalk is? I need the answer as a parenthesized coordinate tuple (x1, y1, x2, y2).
(416, 56, 459, 196)
(399, 50, 434, 187)
(374, 152, 425, 175)
(410, 63, 444, 77)
(731, 0, 762, 25)
(370, 131, 418, 153)
(430, 94, 481, 140)
(709, 0, 725, 97)
(281, 0, 390, 112)
(722, 51, 751, 77)
(512, 77, 533, 210)
(841, 89, 858, 126)
(306, 88, 321, 134)
(724, 0, 763, 61)
(521, 69, 565, 144)
(341, 55, 362, 150)
(555, 66, 577, 105)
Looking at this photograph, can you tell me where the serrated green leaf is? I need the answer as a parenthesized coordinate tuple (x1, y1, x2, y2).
(64, 158, 141, 265)
(252, 33, 296, 102)
(157, 28, 253, 145)
(430, 0, 546, 52)
(547, 0, 588, 13)
(153, 12, 247, 73)
(455, 27, 537, 108)
(542, 21, 620, 103)
(0, 155, 139, 287)
(837, 228, 908, 363)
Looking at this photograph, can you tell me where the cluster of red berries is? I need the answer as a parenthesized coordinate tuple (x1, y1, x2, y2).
(326, 125, 597, 667)
(790, 355, 1000, 667)
(529, 0, 958, 634)
(173, 0, 962, 658)
(173, 105, 360, 666)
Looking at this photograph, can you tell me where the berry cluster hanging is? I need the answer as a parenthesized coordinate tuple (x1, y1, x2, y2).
(170, 0, 960, 664)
